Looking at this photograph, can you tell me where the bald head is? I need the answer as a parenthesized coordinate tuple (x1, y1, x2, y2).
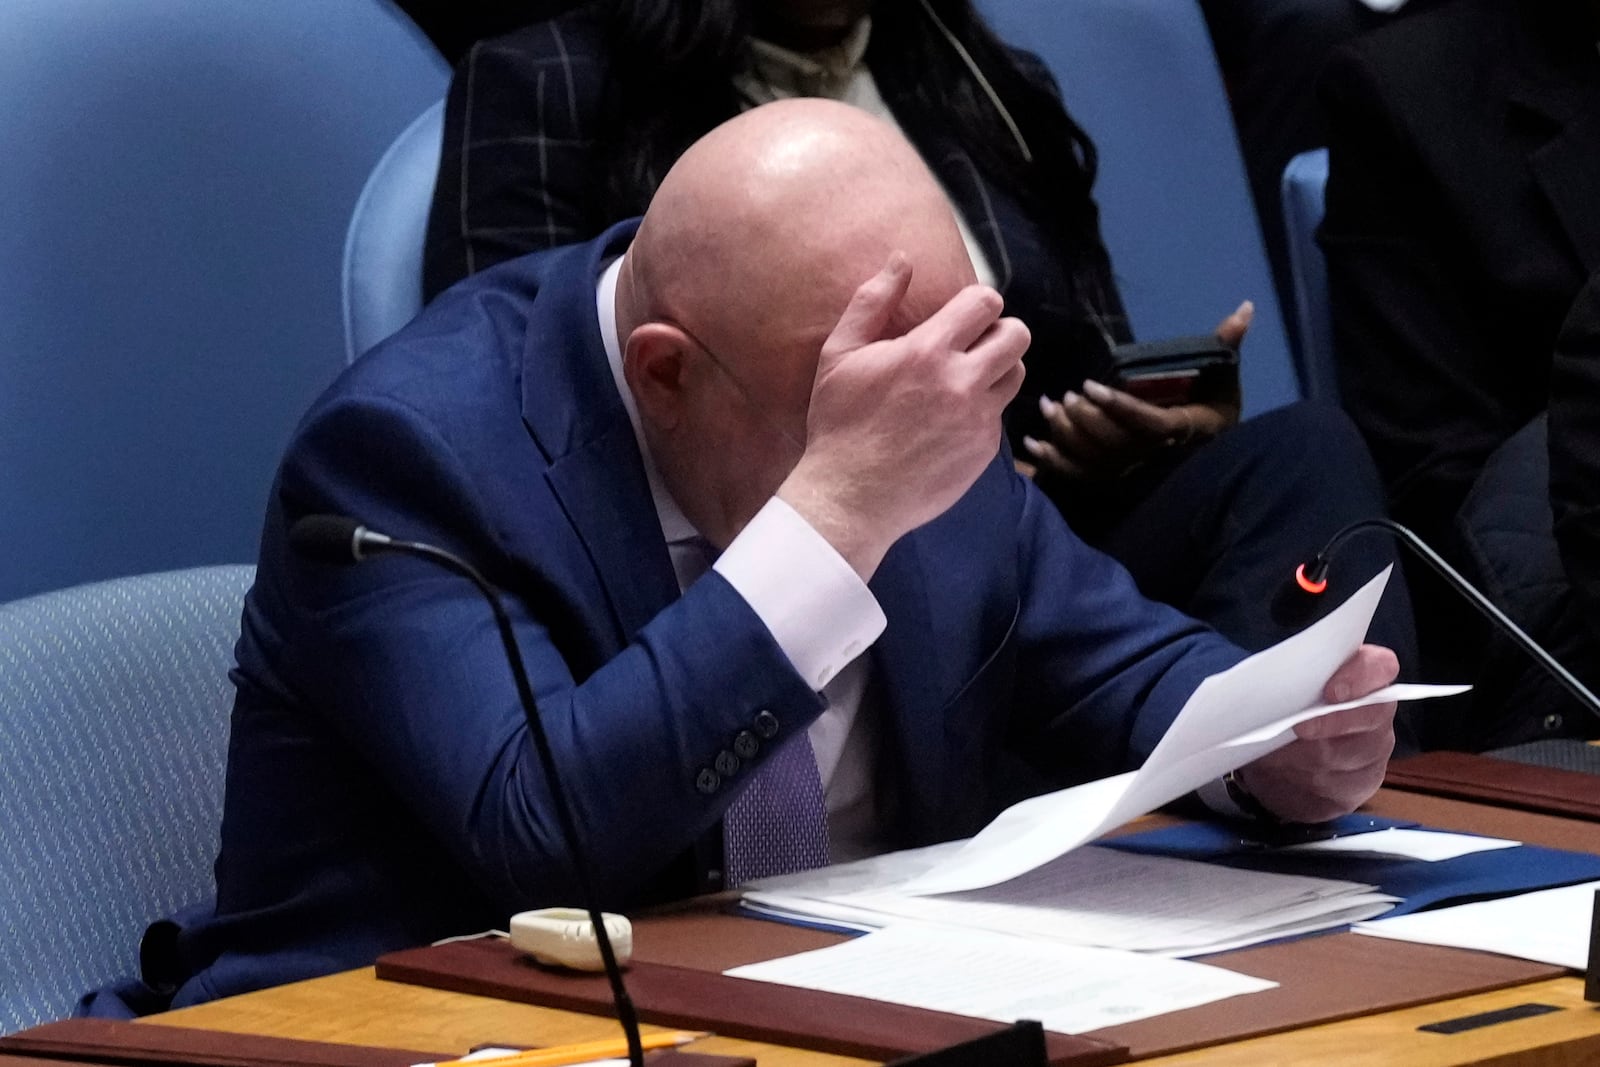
(623, 98, 976, 363)
(615, 98, 989, 552)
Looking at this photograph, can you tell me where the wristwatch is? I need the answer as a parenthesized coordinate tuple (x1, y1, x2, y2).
(1223, 769, 1282, 825)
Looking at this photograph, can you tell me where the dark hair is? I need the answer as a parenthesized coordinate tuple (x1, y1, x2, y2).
(599, 0, 1115, 320)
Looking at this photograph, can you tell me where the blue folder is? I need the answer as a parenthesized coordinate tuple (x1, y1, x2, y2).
(1103, 815, 1600, 917)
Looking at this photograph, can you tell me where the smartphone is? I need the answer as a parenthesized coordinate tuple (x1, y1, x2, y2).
(1109, 335, 1239, 407)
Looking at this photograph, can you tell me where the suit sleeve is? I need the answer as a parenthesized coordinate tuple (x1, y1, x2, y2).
(1319, 45, 1522, 545)
(423, 19, 608, 302)
(1549, 271, 1600, 642)
(262, 392, 827, 913)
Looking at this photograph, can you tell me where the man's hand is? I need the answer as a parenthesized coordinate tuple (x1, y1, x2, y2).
(1236, 644, 1399, 824)
(779, 253, 1030, 579)
(1022, 301, 1251, 482)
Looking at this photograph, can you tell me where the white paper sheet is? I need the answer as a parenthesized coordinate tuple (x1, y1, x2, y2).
(414, 1050, 627, 1067)
(1353, 880, 1600, 970)
(1281, 828, 1519, 862)
(725, 924, 1277, 1034)
(902, 568, 1469, 896)
(748, 845, 1396, 957)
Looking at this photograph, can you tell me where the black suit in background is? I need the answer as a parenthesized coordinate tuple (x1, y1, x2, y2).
(1551, 272, 1600, 654)
(1197, 0, 1412, 328)
(1320, 0, 1600, 749)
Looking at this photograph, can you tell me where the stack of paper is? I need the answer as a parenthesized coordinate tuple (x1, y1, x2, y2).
(747, 844, 1398, 957)
(741, 569, 1468, 957)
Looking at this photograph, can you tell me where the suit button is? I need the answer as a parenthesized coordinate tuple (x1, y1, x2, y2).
(1544, 713, 1564, 732)
(753, 709, 780, 739)
(733, 730, 760, 759)
(714, 749, 741, 777)
(695, 768, 721, 794)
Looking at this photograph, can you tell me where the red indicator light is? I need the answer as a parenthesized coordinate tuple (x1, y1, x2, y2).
(1295, 563, 1328, 595)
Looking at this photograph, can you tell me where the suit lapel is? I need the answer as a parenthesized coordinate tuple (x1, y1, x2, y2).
(1527, 110, 1600, 275)
(544, 429, 681, 642)
(1506, 20, 1600, 274)
(519, 223, 680, 641)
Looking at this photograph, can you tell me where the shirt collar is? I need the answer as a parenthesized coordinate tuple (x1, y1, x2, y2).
(597, 255, 700, 545)
(738, 17, 872, 102)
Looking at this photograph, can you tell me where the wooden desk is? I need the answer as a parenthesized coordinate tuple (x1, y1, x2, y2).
(139, 789, 1600, 1066)
(143, 969, 871, 1067)
(140, 966, 1600, 1067)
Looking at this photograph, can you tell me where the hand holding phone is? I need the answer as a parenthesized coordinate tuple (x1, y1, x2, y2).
(1023, 307, 1250, 482)
(1108, 334, 1240, 408)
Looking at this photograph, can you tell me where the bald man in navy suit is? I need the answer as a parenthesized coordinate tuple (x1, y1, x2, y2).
(152, 100, 1399, 1009)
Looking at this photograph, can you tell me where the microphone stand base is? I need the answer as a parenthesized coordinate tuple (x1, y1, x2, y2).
(885, 1020, 1048, 1067)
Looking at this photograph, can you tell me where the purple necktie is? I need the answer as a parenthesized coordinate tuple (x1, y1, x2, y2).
(671, 534, 831, 886)
(723, 728, 832, 886)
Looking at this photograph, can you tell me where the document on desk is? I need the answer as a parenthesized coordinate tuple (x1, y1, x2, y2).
(1352, 879, 1600, 970)
(1280, 827, 1519, 862)
(901, 567, 1469, 897)
(725, 924, 1277, 1034)
(747, 844, 1397, 957)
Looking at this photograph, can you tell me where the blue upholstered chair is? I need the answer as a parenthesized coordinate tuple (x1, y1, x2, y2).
(0, 0, 449, 604)
(0, 566, 255, 1034)
(979, 0, 1302, 414)
(343, 102, 447, 363)
(1281, 148, 1338, 402)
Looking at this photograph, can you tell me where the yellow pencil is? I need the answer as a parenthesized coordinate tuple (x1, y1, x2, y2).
(435, 1030, 710, 1067)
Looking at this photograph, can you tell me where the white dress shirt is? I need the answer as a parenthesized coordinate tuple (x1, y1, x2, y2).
(596, 258, 890, 860)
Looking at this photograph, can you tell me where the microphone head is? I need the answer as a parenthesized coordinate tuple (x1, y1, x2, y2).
(1295, 560, 1329, 595)
(288, 514, 367, 564)
(1270, 558, 1331, 630)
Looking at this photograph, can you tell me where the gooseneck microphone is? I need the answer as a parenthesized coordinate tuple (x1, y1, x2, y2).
(1286, 516, 1600, 726)
(288, 514, 645, 1067)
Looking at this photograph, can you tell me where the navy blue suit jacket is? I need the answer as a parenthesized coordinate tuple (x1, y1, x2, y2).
(171, 224, 1245, 1006)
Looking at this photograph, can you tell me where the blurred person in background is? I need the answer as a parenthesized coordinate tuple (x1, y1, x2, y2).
(1321, 0, 1600, 750)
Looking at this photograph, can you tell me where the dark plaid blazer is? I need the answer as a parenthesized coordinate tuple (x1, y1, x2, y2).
(421, 1, 1131, 456)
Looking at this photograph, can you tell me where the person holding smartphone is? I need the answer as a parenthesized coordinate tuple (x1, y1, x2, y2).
(423, 0, 1418, 696)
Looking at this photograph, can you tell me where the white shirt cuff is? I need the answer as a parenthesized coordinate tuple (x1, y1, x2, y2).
(1197, 776, 1248, 819)
(714, 497, 887, 691)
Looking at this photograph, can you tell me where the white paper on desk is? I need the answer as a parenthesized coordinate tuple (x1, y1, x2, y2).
(750, 845, 1397, 957)
(413, 1051, 627, 1067)
(904, 568, 1467, 897)
(747, 839, 965, 898)
(726, 924, 1277, 1034)
(1353, 879, 1600, 970)
(1281, 828, 1520, 862)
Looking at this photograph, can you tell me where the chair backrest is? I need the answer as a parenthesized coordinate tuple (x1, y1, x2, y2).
(1281, 148, 1339, 402)
(343, 102, 447, 363)
(0, 0, 449, 604)
(978, 0, 1302, 415)
(0, 566, 255, 1034)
